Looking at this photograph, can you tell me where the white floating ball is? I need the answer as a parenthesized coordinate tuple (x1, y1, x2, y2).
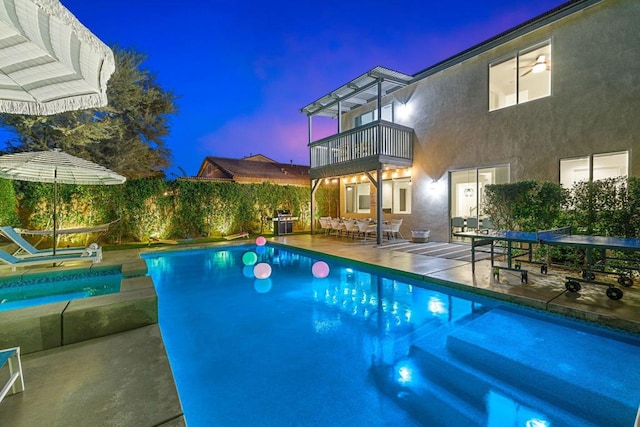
(253, 262, 272, 279)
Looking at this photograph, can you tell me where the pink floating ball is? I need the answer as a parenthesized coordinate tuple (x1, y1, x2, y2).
(253, 262, 272, 279)
(256, 236, 267, 246)
(312, 261, 330, 279)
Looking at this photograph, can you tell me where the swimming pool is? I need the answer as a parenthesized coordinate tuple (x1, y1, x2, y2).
(143, 245, 640, 427)
(0, 269, 121, 312)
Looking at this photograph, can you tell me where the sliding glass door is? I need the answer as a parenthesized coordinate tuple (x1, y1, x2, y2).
(450, 166, 509, 238)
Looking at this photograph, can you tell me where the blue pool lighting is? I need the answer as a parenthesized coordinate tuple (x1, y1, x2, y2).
(143, 245, 640, 427)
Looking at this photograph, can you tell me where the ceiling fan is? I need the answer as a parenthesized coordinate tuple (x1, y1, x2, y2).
(521, 55, 550, 76)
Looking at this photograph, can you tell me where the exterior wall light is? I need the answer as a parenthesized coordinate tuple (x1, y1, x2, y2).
(397, 102, 412, 120)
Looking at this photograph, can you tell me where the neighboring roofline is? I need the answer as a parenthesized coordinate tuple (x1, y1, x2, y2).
(411, 0, 601, 82)
(203, 155, 309, 169)
(300, 0, 603, 117)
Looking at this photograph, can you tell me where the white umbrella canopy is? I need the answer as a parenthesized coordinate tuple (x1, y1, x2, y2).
(0, 0, 115, 116)
(0, 149, 126, 253)
(0, 149, 126, 185)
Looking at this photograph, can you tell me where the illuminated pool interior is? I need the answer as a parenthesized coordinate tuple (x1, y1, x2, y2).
(0, 269, 122, 312)
(143, 245, 640, 427)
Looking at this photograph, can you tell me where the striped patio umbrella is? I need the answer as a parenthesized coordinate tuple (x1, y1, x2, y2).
(0, 0, 115, 116)
(0, 149, 126, 254)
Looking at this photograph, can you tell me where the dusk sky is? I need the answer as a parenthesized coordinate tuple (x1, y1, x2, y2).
(54, 1, 566, 176)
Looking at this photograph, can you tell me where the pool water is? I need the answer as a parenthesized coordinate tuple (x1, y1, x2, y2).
(143, 245, 640, 427)
(0, 269, 121, 312)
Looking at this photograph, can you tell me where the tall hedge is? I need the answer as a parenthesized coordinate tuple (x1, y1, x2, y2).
(483, 180, 568, 231)
(10, 179, 310, 243)
(0, 178, 19, 227)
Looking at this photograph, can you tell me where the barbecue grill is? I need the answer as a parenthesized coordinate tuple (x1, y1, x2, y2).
(272, 209, 297, 235)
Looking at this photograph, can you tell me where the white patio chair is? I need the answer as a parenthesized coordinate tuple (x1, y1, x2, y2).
(330, 218, 346, 237)
(383, 219, 404, 240)
(356, 220, 376, 241)
(318, 217, 333, 236)
(344, 219, 360, 239)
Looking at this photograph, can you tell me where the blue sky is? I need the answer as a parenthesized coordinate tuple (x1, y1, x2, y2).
(37, 1, 569, 176)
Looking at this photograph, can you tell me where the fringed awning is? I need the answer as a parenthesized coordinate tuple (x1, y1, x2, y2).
(0, 0, 115, 116)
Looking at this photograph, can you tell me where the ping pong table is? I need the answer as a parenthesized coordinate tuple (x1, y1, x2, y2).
(455, 227, 640, 300)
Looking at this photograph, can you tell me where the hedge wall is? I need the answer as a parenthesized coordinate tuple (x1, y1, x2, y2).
(5, 178, 310, 244)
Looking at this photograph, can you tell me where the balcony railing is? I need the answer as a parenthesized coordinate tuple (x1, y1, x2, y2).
(309, 120, 413, 169)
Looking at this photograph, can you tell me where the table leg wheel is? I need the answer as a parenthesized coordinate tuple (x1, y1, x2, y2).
(606, 287, 623, 300)
(617, 276, 633, 288)
(565, 280, 581, 292)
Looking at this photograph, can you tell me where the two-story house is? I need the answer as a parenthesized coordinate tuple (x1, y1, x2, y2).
(301, 0, 639, 243)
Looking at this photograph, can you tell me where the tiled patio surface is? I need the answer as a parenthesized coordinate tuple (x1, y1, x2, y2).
(0, 234, 638, 426)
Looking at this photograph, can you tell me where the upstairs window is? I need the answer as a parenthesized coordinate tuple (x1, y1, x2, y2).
(489, 41, 551, 111)
(355, 103, 393, 126)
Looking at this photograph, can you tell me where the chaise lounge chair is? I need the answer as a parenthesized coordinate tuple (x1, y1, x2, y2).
(0, 248, 99, 271)
(0, 347, 24, 404)
(224, 232, 249, 240)
(0, 226, 102, 262)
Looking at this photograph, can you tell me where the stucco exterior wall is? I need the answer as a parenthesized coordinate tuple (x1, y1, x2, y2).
(334, 0, 640, 241)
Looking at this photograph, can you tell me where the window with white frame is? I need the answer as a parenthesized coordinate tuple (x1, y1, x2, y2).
(345, 182, 371, 214)
(382, 178, 412, 214)
(489, 42, 551, 111)
(355, 103, 393, 126)
(560, 151, 629, 188)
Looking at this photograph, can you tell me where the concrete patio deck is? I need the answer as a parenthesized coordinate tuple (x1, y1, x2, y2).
(0, 234, 638, 426)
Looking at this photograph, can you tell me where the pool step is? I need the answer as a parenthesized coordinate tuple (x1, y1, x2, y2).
(412, 307, 640, 427)
(411, 329, 599, 427)
(447, 308, 640, 427)
(370, 362, 485, 426)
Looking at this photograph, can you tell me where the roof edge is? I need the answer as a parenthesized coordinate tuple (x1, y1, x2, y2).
(411, 0, 601, 82)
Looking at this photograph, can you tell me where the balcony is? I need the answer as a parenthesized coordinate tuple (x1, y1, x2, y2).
(309, 120, 413, 179)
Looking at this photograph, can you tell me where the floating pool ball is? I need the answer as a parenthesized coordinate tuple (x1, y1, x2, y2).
(242, 251, 258, 266)
(312, 261, 330, 279)
(253, 262, 272, 279)
(254, 278, 273, 294)
(256, 236, 267, 246)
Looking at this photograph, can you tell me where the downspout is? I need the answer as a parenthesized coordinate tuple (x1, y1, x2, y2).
(376, 78, 383, 245)
(308, 114, 314, 235)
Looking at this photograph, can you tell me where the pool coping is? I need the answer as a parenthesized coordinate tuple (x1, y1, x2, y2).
(267, 235, 640, 335)
(141, 235, 640, 335)
(0, 250, 154, 354)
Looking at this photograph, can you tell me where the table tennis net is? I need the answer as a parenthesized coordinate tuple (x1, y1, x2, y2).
(536, 226, 572, 242)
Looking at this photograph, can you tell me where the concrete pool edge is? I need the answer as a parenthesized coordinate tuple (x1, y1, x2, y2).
(267, 237, 640, 335)
(0, 251, 154, 354)
(140, 237, 640, 335)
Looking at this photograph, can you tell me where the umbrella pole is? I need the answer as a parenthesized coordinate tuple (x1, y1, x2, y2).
(53, 171, 57, 257)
